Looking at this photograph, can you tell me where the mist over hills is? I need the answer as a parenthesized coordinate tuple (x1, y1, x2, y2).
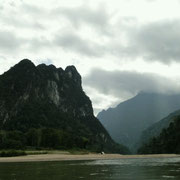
(97, 92, 180, 150)
(0, 59, 128, 153)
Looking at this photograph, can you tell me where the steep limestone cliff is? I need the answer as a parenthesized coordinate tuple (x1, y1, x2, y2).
(0, 59, 128, 153)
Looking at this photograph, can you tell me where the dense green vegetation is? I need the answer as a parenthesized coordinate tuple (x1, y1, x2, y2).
(0, 150, 26, 157)
(138, 110, 180, 150)
(0, 128, 92, 150)
(138, 116, 180, 154)
(0, 128, 129, 154)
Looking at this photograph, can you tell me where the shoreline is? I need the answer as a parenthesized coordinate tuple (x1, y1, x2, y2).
(0, 153, 180, 163)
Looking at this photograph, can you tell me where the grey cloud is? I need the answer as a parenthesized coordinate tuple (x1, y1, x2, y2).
(52, 15, 180, 63)
(132, 20, 180, 63)
(0, 3, 45, 31)
(84, 68, 180, 99)
(53, 5, 111, 36)
(27, 37, 52, 52)
(108, 19, 180, 63)
(0, 15, 45, 30)
(21, 3, 47, 15)
(0, 30, 51, 54)
(0, 31, 24, 52)
(1, 1, 180, 65)
(54, 32, 105, 57)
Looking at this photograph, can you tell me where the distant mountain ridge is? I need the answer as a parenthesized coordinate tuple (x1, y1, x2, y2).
(97, 92, 180, 149)
(0, 59, 128, 153)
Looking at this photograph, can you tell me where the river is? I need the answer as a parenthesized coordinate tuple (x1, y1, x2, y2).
(0, 157, 180, 179)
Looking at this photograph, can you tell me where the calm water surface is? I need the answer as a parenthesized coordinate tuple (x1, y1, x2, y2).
(1, 157, 180, 180)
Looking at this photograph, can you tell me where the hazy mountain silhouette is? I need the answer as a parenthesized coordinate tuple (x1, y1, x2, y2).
(97, 92, 180, 150)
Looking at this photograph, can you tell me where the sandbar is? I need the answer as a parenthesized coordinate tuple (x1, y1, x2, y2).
(0, 153, 180, 163)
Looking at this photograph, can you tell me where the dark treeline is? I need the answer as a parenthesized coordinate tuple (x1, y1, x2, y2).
(138, 116, 180, 154)
(0, 128, 89, 150)
(0, 128, 130, 154)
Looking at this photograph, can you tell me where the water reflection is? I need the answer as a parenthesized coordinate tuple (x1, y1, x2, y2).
(0, 157, 180, 180)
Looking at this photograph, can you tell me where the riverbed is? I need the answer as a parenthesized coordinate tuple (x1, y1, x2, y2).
(1, 156, 180, 179)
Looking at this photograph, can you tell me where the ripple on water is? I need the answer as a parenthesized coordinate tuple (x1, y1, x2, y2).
(79, 157, 180, 167)
(90, 173, 100, 176)
(162, 175, 175, 178)
(169, 170, 180, 172)
(101, 169, 108, 172)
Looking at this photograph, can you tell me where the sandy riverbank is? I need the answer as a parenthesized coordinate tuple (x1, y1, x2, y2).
(0, 153, 180, 163)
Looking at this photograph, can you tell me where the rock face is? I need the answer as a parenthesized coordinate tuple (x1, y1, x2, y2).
(97, 92, 180, 150)
(0, 59, 126, 153)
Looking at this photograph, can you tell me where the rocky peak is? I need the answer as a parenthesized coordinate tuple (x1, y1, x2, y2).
(6, 59, 37, 80)
(65, 65, 81, 86)
(37, 63, 56, 70)
(0, 59, 93, 124)
(14, 59, 36, 70)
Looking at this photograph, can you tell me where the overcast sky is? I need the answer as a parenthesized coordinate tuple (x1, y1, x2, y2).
(1, 0, 180, 114)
